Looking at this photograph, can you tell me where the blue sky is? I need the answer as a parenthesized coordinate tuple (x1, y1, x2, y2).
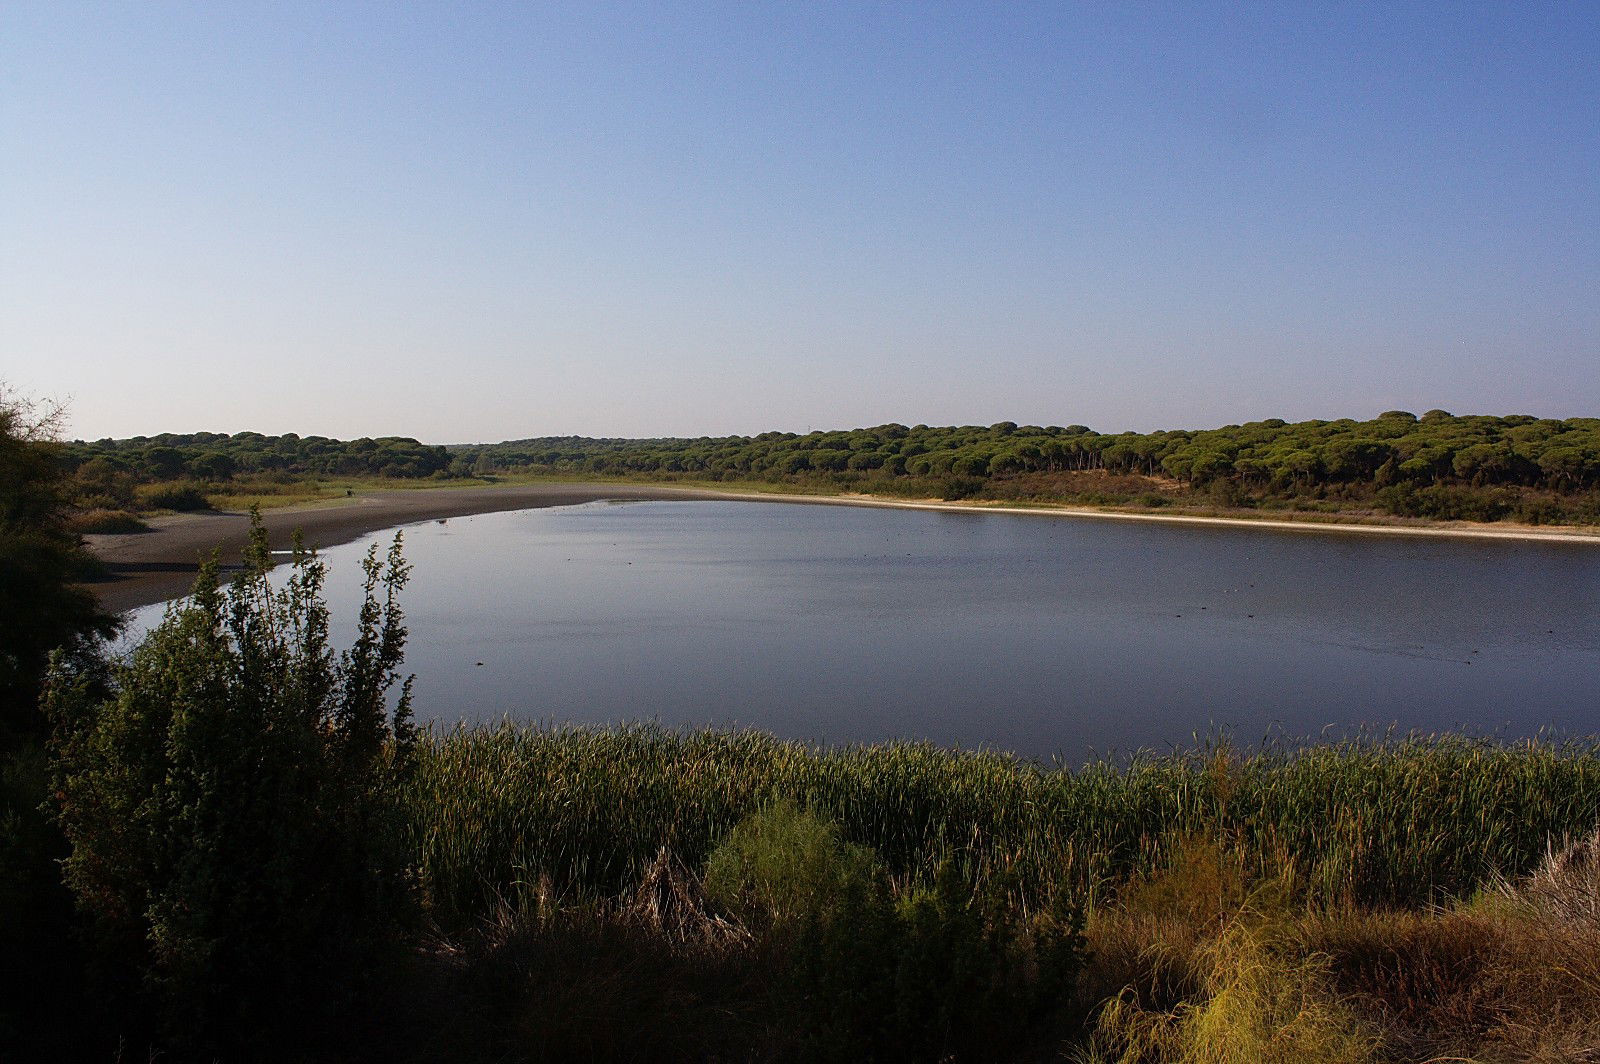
(3, 2, 1596, 442)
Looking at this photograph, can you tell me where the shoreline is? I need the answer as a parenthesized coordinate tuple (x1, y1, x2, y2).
(707, 489, 1600, 543)
(83, 481, 1600, 613)
(81, 483, 725, 613)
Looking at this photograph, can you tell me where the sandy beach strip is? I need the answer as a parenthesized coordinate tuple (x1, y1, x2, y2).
(83, 481, 1600, 613)
(710, 490, 1600, 544)
(82, 483, 724, 613)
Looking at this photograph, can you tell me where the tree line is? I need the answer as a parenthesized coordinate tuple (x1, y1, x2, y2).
(65, 431, 455, 484)
(458, 410, 1600, 522)
(65, 411, 1600, 524)
(460, 411, 1600, 489)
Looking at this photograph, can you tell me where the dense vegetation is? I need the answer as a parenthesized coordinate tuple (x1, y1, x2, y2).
(58, 430, 459, 530)
(414, 726, 1600, 925)
(45, 522, 418, 1058)
(56, 430, 463, 532)
(0, 390, 120, 1060)
(63, 412, 1600, 527)
(409, 726, 1600, 1061)
(35, 703, 1600, 1061)
(458, 411, 1600, 523)
(64, 430, 456, 482)
(0, 392, 118, 737)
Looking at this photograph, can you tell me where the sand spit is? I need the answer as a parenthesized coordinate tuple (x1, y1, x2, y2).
(83, 483, 722, 613)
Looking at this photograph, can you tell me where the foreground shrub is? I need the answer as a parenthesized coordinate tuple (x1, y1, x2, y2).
(705, 798, 882, 935)
(707, 801, 1085, 1062)
(47, 515, 418, 1059)
(1080, 836, 1376, 1063)
(431, 856, 765, 1064)
(1084, 920, 1379, 1064)
(0, 387, 118, 738)
(1308, 829, 1600, 1061)
(0, 738, 105, 1059)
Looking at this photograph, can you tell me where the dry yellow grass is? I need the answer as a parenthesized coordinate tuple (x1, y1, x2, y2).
(1078, 830, 1600, 1064)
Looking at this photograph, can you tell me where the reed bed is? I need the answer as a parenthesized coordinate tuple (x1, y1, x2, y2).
(410, 724, 1600, 928)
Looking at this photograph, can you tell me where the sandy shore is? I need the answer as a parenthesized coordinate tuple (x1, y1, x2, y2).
(713, 491, 1600, 544)
(83, 481, 1600, 613)
(83, 483, 724, 612)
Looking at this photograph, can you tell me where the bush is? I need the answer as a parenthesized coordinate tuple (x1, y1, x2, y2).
(445, 859, 765, 1063)
(1376, 484, 1514, 522)
(47, 513, 418, 1059)
(0, 389, 119, 739)
(1513, 497, 1570, 526)
(1373, 483, 1415, 516)
(136, 482, 211, 511)
(939, 475, 986, 501)
(705, 799, 882, 936)
(705, 801, 1085, 1062)
(66, 508, 148, 534)
(1085, 920, 1379, 1064)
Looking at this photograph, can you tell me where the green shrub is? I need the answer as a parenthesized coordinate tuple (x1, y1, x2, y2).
(47, 513, 418, 1058)
(1376, 483, 1514, 522)
(705, 801, 1085, 1062)
(938, 475, 986, 501)
(882, 864, 1085, 1062)
(1513, 497, 1569, 525)
(705, 799, 883, 934)
(1375, 483, 1419, 516)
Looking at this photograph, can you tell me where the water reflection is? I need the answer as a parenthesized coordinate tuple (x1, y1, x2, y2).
(122, 501, 1600, 760)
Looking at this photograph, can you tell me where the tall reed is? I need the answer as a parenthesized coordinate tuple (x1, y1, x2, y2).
(410, 724, 1600, 929)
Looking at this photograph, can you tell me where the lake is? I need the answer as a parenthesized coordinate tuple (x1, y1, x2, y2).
(121, 500, 1600, 760)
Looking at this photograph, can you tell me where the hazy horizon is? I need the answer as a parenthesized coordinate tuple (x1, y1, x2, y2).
(57, 405, 1600, 450)
(6, 3, 1596, 443)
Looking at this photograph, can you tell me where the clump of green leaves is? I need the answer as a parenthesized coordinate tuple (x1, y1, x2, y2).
(705, 798, 882, 935)
(0, 386, 118, 738)
(706, 800, 1085, 1062)
(47, 513, 417, 1058)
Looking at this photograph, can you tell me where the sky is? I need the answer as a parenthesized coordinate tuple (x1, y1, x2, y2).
(3, 2, 1597, 443)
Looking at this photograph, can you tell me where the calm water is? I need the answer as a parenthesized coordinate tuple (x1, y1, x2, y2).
(123, 500, 1600, 759)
